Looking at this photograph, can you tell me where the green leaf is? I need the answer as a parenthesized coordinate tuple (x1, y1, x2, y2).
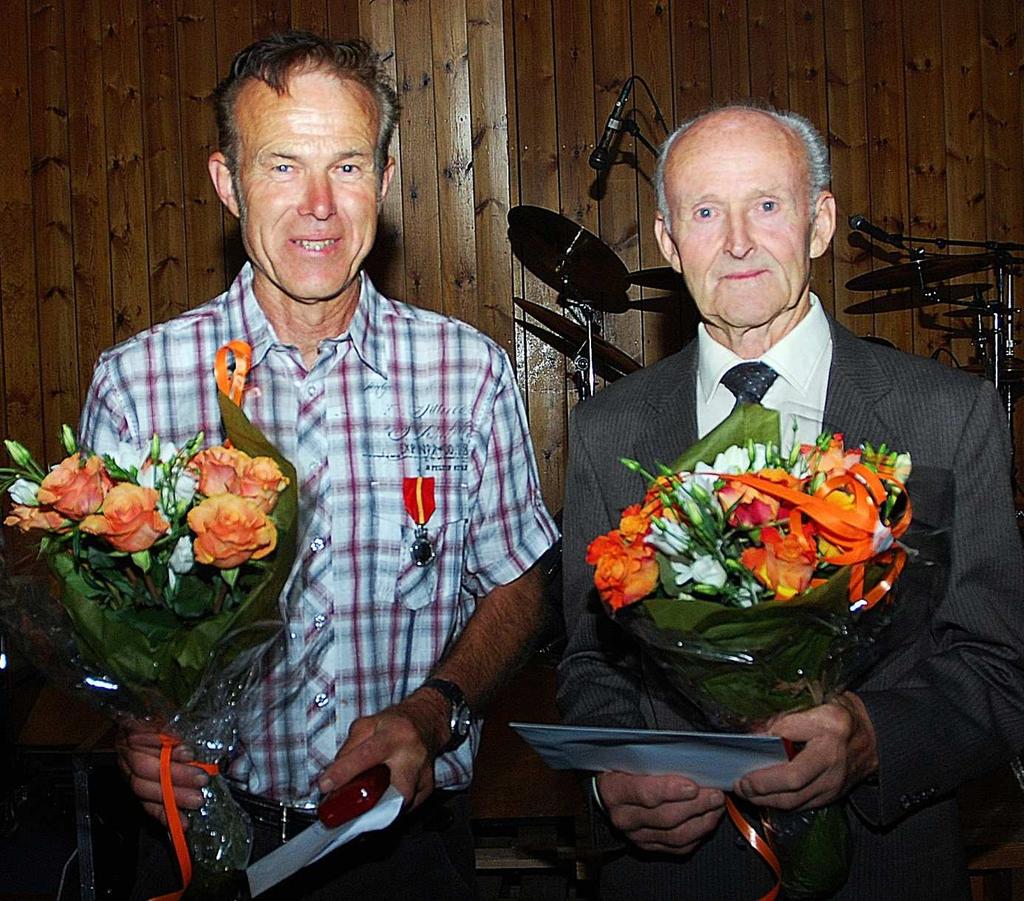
(668, 405, 781, 474)
(131, 550, 151, 573)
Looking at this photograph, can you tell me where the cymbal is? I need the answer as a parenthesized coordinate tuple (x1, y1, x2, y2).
(845, 254, 996, 292)
(844, 282, 990, 314)
(513, 297, 641, 378)
(508, 206, 630, 311)
(941, 303, 1017, 318)
(627, 267, 688, 292)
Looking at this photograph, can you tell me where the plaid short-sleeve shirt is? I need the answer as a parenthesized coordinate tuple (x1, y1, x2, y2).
(79, 264, 558, 804)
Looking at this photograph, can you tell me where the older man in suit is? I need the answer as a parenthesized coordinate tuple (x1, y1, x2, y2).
(556, 102, 1024, 899)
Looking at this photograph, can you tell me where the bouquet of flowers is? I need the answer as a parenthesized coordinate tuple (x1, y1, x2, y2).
(587, 404, 912, 899)
(0, 351, 297, 898)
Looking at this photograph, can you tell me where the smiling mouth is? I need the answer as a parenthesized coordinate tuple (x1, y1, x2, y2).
(293, 238, 339, 251)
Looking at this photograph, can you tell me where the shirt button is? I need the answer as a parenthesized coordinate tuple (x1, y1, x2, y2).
(314, 692, 329, 708)
(313, 613, 327, 630)
(306, 385, 318, 398)
(309, 536, 325, 552)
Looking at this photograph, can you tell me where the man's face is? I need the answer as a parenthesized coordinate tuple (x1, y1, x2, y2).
(654, 110, 835, 352)
(209, 69, 394, 312)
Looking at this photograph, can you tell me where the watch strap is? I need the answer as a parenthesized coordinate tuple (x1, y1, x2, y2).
(421, 677, 472, 753)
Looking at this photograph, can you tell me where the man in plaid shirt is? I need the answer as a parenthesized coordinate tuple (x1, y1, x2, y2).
(95, 31, 557, 898)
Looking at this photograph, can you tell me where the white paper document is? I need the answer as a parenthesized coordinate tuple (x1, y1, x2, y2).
(510, 722, 789, 789)
(245, 785, 404, 897)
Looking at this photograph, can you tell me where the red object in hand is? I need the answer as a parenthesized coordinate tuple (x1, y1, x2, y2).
(317, 764, 390, 828)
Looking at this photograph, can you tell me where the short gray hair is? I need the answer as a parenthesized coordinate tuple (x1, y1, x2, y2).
(654, 100, 831, 230)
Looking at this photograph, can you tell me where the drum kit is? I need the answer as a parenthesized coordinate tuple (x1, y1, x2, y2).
(842, 245, 1024, 427)
(507, 205, 687, 400)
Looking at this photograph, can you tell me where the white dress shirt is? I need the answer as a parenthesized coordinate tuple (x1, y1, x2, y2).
(696, 293, 833, 449)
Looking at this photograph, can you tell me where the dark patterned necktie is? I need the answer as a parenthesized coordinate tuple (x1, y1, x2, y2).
(721, 361, 778, 407)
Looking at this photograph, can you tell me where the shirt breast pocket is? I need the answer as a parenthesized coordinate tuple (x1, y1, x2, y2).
(370, 483, 470, 612)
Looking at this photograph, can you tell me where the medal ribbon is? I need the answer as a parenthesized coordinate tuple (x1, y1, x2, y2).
(147, 734, 220, 901)
(402, 476, 436, 526)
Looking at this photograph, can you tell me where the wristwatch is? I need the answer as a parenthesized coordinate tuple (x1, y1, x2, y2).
(421, 677, 473, 753)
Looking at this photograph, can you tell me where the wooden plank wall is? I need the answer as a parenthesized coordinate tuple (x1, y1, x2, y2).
(2, 0, 1024, 507)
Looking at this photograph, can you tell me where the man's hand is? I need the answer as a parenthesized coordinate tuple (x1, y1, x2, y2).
(734, 692, 879, 810)
(596, 772, 725, 855)
(115, 724, 208, 826)
(318, 688, 450, 810)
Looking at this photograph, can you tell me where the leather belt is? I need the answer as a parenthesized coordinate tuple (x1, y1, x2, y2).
(232, 788, 319, 845)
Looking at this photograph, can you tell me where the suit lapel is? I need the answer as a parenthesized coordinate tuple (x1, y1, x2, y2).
(632, 341, 699, 469)
(824, 319, 898, 447)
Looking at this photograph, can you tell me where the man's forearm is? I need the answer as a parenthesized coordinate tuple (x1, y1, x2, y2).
(420, 564, 551, 714)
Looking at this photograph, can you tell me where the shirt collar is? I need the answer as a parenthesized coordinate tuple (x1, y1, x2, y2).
(697, 292, 832, 404)
(227, 263, 391, 379)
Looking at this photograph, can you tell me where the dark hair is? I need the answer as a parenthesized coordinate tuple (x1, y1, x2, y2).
(213, 31, 400, 181)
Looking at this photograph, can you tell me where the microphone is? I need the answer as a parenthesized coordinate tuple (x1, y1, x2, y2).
(848, 214, 903, 247)
(589, 77, 635, 171)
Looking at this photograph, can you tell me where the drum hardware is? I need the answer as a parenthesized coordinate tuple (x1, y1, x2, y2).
(508, 206, 655, 400)
(513, 297, 641, 387)
(844, 224, 1024, 508)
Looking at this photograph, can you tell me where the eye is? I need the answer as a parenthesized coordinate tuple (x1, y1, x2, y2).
(760, 200, 777, 212)
(338, 163, 359, 174)
(272, 163, 292, 173)
(696, 207, 713, 220)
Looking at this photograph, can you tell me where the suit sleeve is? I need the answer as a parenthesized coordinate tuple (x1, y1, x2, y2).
(555, 407, 647, 729)
(854, 379, 1024, 825)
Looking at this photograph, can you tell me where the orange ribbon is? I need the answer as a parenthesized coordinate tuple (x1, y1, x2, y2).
(214, 340, 253, 407)
(147, 734, 220, 901)
(721, 464, 911, 608)
(726, 796, 781, 901)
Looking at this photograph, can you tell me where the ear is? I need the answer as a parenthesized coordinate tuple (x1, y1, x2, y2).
(654, 213, 682, 272)
(377, 156, 396, 204)
(208, 152, 241, 219)
(809, 191, 836, 260)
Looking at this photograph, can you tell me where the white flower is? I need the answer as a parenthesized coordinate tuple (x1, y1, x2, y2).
(169, 535, 194, 575)
(108, 443, 149, 477)
(893, 453, 912, 483)
(670, 554, 728, 589)
(647, 518, 690, 555)
(712, 445, 752, 474)
(8, 478, 39, 506)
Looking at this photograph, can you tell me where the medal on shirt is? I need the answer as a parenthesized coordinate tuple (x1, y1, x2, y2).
(402, 476, 436, 567)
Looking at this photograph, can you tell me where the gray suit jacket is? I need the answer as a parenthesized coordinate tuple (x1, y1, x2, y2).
(556, 319, 1024, 899)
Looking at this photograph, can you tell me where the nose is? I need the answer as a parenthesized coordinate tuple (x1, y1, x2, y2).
(299, 172, 336, 220)
(724, 211, 754, 259)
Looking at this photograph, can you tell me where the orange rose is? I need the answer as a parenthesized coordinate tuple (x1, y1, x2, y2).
(190, 446, 250, 496)
(79, 483, 169, 552)
(802, 435, 861, 479)
(188, 494, 277, 569)
(619, 504, 653, 542)
(586, 530, 659, 611)
(37, 453, 112, 519)
(741, 523, 817, 601)
(237, 456, 290, 513)
(3, 504, 68, 533)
